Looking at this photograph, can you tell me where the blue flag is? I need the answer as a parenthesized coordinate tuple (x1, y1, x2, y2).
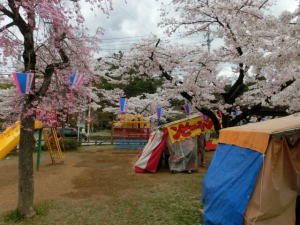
(183, 104, 190, 114)
(156, 108, 162, 120)
(119, 98, 126, 113)
(70, 73, 84, 90)
(12, 72, 34, 94)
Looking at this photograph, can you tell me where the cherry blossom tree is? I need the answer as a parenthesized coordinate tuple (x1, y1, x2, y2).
(158, 0, 300, 128)
(95, 37, 228, 129)
(94, 50, 179, 125)
(0, 0, 112, 217)
(97, 0, 300, 131)
(94, 37, 193, 125)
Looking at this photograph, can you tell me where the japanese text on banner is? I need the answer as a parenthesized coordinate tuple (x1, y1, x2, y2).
(166, 116, 214, 143)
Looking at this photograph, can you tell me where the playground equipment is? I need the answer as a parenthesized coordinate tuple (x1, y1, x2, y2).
(0, 121, 42, 160)
(35, 107, 64, 167)
(42, 128, 64, 165)
(3, 71, 79, 167)
(0, 120, 63, 168)
(112, 114, 150, 149)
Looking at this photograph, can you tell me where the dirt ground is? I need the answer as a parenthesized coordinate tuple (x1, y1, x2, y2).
(0, 146, 200, 214)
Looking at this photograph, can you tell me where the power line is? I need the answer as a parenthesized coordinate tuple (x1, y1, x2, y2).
(100, 49, 129, 51)
(98, 38, 205, 52)
(101, 37, 202, 44)
(100, 33, 203, 42)
(100, 35, 153, 41)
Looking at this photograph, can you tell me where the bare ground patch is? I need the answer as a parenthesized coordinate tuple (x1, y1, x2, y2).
(0, 146, 205, 214)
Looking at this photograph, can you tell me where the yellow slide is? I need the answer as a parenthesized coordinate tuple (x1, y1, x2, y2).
(0, 121, 42, 160)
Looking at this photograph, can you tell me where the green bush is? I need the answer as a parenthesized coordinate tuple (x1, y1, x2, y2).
(166, 113, 186, 123)
(62, 138, 80, 151)
(41, 144, 47, 151)
(36, 138, 80, 152)
(0, 83, 13, 89)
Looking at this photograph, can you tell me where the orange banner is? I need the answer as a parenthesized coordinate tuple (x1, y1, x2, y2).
(166, 116, 214, 143)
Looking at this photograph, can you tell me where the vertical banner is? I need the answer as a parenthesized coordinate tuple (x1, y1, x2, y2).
(156, 108, 162, 125)
(12, 72, 35, 94)
(119, 98, 126, 120)
(69, 73, 84, 90)
(119, 98, 127, 113)
(183, 104, 190, 115)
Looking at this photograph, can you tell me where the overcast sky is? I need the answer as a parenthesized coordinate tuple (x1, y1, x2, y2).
(0, 0, 297, 74)
(82, 0, 299, 56)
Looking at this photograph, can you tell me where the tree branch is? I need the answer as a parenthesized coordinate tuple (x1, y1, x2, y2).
(147, 39, 222, 131)
(0, 5, 15, 19)
(221, 24, 247, 104)
(230, 104, 288, 126)
(138, 103, 151, 114)
(195, 106, 222, 132)
(279, 78, 296, 92)
(158, 64, 173, 81)
(7, 0, 31, 35)
(181, 91, 222, 132)
(149, 39, 160, 61)
(36, 33, 70, 97)
(259, 0, 269, 9)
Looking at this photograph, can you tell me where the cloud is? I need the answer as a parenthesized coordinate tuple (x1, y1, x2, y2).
(81, 0, 165, 56)
(270, 0, 298, 15)
(80, 0, 298, 56)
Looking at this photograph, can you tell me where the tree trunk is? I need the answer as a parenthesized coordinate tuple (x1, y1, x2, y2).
(15, 19, 37, 216)
(17, 104, 36, 217)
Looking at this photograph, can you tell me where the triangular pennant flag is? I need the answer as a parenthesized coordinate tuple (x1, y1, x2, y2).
(70, 73, 84, 90)
(119, 98, 127, 113)
(156, 108, 162, 121)
(183, 104, 190, 115)
(12, 72, 35, 94)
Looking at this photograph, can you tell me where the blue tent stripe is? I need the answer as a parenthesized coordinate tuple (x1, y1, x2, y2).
(202, 144, 264, 225)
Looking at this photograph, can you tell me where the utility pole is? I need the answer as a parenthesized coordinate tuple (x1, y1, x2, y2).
(205, 25, 213, 54)
(204, 0, 213, 54)
(298, 0, 300, 23)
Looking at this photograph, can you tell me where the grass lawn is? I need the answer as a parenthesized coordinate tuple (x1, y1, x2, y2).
(0, 147, 212, 225)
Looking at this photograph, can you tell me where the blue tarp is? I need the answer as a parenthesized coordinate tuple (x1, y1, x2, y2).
(202, 144, 264, 225)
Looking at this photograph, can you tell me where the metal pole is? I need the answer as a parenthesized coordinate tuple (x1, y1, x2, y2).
(77, 126, 80, 141)
(87, 104, 91, 142)
(36, 129, 43, 171)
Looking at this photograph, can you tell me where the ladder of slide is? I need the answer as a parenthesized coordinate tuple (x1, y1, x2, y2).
(42, 128, 63, 164)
